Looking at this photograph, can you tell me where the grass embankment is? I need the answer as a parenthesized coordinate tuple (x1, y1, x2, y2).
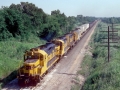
(0, 38, 46, 89)
(71, 22, 120, 90)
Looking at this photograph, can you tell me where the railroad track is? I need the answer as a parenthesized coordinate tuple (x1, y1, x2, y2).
(2, 21, 99, 90)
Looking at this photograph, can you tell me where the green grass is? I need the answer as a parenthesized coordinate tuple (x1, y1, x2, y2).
(83, 55, 120, 90)
(71, 21, 120, 90)
(0, 38, 46, 88)
(83, 22, 120, 90)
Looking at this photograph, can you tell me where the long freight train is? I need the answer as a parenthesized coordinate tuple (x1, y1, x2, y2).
(17, 21, 96, 86)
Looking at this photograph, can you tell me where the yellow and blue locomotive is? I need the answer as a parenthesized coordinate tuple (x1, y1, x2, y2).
(18, 42, 60, 85)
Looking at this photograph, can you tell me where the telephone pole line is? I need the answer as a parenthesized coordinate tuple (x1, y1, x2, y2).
(108, 26, 110, 62)
(100, 23, 118, 62)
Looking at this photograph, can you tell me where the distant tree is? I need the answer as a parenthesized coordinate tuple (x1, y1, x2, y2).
(101, 17, 120, 24)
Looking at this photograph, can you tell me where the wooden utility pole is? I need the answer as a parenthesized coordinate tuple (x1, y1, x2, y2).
(108, 26, 110, 62)
(112, 23, 113, 41)
(101, 23, 118, 62)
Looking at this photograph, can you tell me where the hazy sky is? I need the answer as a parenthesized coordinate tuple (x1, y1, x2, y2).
(0, 0, 120, 17)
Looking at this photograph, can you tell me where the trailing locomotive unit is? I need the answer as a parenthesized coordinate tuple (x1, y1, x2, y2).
(18, 23, 90, 86)
(52, 32, 76, 57)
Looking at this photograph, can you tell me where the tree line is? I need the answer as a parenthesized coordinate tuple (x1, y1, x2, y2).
(0, 2, 96, 42)
(101, 17, 120, 24)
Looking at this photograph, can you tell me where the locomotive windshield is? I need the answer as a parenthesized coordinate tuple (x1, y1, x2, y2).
(24, 55, 39, 60)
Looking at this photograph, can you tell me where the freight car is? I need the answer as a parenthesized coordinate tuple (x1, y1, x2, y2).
(17, 23, 90, 86)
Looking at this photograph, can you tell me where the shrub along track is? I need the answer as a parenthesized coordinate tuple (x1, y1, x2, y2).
(2, 21, 98, 90)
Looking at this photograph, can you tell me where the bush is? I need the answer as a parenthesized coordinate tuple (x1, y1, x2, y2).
(0, 40, 46, 88)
